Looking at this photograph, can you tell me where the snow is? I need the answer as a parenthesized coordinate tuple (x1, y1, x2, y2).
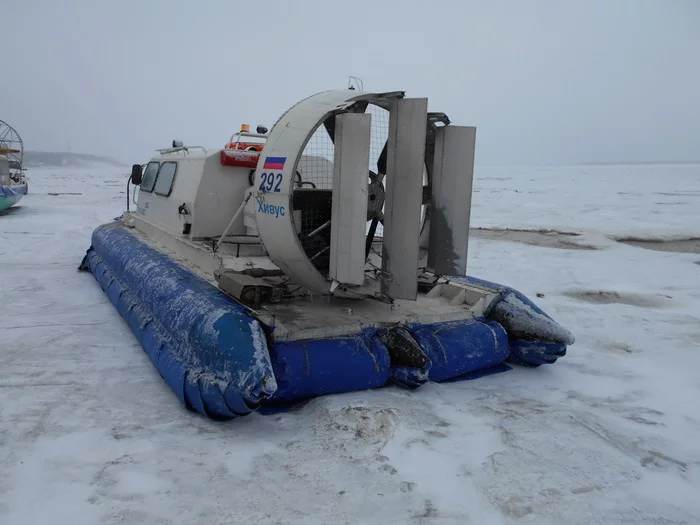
(490, 292, 576, 345)
(2, 164, 700, 524)
(249, 319, 279, 394)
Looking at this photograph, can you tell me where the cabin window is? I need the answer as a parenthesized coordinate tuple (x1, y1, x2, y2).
(140, 161, 160, 192)
(154, 162, 178, 197)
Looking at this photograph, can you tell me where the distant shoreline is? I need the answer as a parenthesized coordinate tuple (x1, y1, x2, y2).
(474, 161, 700, 168)
(575, 161, 700, 166)
(23, 151, 126, 168)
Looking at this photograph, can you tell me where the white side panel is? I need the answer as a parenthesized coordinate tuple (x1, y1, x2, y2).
(330, 113, 371, 285)
(428, 126, 476, 276)
(133, 149, 251, 240)
(134, 154, 206, 237)
(381, 98, 428, 300)
(192, 157, 251, 238)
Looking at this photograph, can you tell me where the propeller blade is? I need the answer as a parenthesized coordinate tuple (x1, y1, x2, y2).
(323, 116, 336, 143)
(365, 216, 379, 259)
(377, 140, 388, 175)
(352, 101, 369, 114)
(323, 102, 367, 144)
(369, 170, 385, 184)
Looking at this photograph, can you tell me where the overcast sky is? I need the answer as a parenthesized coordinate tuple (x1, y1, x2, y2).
(3, 0, 698, 165)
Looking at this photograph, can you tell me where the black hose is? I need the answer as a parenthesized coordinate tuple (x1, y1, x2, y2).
(126, 175, 132, 211)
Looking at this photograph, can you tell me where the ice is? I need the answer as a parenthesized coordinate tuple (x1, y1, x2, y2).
(1, 164, 699, 524)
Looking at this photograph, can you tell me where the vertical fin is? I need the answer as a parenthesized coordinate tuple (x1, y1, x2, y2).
(428, 125, 476, 276)
(381, 98, 428, 300)
(330, 112, 371, 286)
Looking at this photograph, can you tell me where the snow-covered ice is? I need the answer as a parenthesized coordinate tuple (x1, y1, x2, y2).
(1, 164, 699, 524)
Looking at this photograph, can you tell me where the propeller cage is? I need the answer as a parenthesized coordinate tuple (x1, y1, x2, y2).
(253, 90, 476, 300)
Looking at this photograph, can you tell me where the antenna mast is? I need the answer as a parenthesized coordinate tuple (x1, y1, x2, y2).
(347, 76, 364, 91)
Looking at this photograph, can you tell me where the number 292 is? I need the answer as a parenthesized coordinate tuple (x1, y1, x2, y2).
(259, 172, 282, 192)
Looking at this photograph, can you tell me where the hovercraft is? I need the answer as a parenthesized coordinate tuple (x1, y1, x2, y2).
(79, 89, 574, 420)
(0, 120, 28, 212)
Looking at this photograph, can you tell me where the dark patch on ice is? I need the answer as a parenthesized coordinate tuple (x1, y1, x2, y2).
(603, 341, 636, 354)
(47, 192, 83, 196)
(380, 464, 398, 475)
(405, 437, 431, 448)
(1, 230, 54, 235)
(640, 450, 688, 472)
(694, 261, 700, 266)
(472, 228, 596, 250)
(616, 237, 700, 254)
(400, 481, 417, 493)
(0, 205, 23, 216)
(625, 415, 661, 426)
(654, 191, 700, 197)
(571, 485, 602, 495)
(565, 290, 671, 308)
(323, 406, 401, 453)
(500, 496, 534, 518)
(540, 487, 562, 496)
(412, 499, 439, 519)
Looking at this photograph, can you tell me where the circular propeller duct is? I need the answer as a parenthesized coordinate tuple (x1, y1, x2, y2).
(253, 90, 430, 297)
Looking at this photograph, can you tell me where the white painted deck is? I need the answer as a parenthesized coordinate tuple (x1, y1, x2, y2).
(123, 215, 497, 341)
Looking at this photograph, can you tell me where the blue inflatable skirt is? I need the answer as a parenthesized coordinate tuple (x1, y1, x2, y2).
(79, 223, 573, 419)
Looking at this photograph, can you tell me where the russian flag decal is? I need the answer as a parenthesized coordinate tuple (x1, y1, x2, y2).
(263, 156, 286, 170)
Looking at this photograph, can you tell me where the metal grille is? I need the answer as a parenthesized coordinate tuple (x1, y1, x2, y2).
(299, 206, 331, 272)
(0, 120, 24, 172)
(295, 104, 390, 190)
(292, 104, 428, 261)
(297, 126, 335, 189)
(367, 104, 390, 175)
